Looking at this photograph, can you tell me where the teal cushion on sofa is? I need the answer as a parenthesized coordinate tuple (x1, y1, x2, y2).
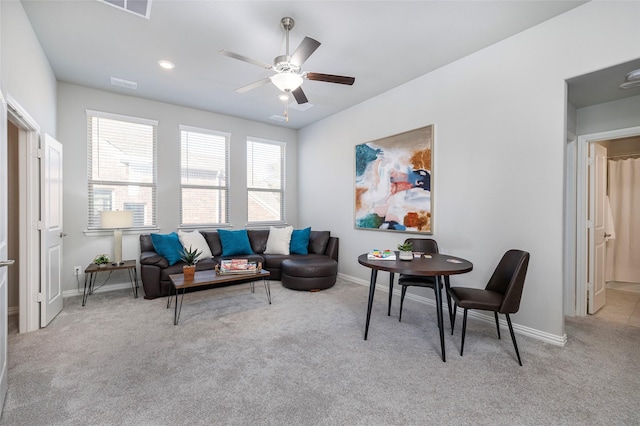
(290, 227, 311, 255)
(218, 229, 254, 256)
(150, 232, 183, 266)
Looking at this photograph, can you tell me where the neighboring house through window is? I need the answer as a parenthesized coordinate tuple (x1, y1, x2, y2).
(87, 110, 157, 229)
(180, 126, 230, 226)
(247, 138, 285, 224)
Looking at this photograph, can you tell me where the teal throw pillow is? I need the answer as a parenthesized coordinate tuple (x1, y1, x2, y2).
(218, 229, 254, 256)
(290, 227, 311, 255)
(150, 232, 183, 266)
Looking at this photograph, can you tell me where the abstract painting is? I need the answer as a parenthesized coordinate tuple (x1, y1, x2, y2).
(355, 125, 433, 233)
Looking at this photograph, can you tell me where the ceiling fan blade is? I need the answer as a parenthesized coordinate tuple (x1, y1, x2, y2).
(290, 37, 321, 67)
(218, 49, 272, 70)
(235, 77, 271, 93)
(292, 87, 308, 104)
(306, 72, 355, 85)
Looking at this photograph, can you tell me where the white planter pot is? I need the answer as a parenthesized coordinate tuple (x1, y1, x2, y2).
(399, 250, 413, 260)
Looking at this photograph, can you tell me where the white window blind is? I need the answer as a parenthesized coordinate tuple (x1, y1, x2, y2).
(180, 126, 230, 226)
(87, 110, 157, 229)
(247, 138, 285, 223)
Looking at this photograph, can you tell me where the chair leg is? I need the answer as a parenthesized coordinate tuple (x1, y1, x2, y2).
(505, 314, 522, 366)
(494, 311, 501, 339)
(451, 303, 457, 335)
(460, 308, 468, 356)
(399, 286, 407, 322)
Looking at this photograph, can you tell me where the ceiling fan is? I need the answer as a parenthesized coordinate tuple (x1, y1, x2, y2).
(219, 17, 355, 105)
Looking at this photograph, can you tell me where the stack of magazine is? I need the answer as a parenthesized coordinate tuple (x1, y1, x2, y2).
(367, 249, 396, 260)
(219, 259, 258, 274)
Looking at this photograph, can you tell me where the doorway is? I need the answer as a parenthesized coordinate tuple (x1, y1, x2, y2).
(575, 126, 640, 317)
(7, 100, 42, 334)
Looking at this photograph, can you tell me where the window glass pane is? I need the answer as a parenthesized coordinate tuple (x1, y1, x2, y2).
(247, 141, 282, 190)
(90, 117, 154, 183)
(89, 184, 154, 227)
(87, 112, 156, 229)
(247, 191, 281, 222)
(180, 128, 229, 226)
(181, 188, 227, 225)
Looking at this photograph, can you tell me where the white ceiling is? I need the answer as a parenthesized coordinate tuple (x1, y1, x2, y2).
(21, 0, 633, 130)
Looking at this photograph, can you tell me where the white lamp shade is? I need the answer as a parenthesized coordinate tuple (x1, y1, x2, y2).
(101, 210, 134, 229)
(270, 73, 303, 92)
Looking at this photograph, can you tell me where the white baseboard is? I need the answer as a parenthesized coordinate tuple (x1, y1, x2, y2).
(337, 272, 567, 347)
(63, 281, 135, 298)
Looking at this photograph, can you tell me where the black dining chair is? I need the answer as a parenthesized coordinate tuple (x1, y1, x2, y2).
(448, 249, 530, 365)
(398, 238, 451, 329)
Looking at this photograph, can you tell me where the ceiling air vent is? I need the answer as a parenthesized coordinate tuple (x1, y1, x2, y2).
(269, 115, 286, 122)
(99, 0, 151, 19)
(110, 77, 138, 90)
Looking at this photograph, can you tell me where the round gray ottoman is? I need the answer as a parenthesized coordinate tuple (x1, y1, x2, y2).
(281, 258, 338, 291)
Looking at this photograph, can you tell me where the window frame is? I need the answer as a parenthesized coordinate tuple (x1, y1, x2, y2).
(246, 137, 286, 226)
(86, 109, 158, 232)
(179, 125, 231, 228)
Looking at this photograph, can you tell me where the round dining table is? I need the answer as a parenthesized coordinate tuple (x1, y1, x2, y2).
(358, 252, 473, 362)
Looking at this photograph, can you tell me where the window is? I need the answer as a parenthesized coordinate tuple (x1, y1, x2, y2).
(180, 126, 229, 226)
(247, 138, 285, 223)
(87, 110, 157, 229)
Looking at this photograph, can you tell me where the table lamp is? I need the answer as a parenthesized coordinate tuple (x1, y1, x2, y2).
(101, 210, 134, 265)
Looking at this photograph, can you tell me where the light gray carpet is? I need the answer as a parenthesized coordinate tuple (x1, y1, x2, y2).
(2, 278, 640, 425)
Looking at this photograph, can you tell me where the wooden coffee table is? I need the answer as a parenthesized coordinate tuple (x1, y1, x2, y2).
(168, 269, 271, 325)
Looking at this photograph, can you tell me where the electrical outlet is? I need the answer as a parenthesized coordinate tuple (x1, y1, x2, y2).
(74, 266, 82, 276)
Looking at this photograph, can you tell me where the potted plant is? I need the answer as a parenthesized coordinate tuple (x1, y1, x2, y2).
(180, 245, 202, 281)
(397, 241, 413, 261)
(94, 254, 111, 267)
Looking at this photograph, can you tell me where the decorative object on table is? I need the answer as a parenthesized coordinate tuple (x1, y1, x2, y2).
(367, 249, 396, 261)
(179, 245, 202, 281)
(216, 259, 261, 275)
(397, 241, 414, 260)
(101, 210, 134, 265)
(355, 125, 434, 234)
(93, 254, 111, 267)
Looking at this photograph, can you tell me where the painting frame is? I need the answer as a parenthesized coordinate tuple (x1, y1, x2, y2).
(354, 125, 434, 234)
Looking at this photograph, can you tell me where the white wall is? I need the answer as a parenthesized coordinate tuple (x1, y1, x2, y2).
(298, 1, 640, 340)
(57, 82, 298, 294)
(0, 0, 56, 135)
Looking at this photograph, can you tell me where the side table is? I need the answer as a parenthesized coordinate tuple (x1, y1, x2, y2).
(83, 259, 139, 306)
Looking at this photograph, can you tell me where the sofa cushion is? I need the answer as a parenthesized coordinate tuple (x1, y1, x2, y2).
(264, 226, 293, 255)
(309, 231, 330, 255)
(150, 232, 183, 266)
(247, 229, 269, 254)
(290, 227, 311, 255)
(178, 230, 213, 260)
(202, 231, 223, 256)
(218, 229, 254, 256)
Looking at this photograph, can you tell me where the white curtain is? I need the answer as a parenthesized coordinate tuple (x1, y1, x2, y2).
(607, 157, 640, 283)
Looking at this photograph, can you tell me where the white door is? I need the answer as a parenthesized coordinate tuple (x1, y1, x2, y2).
(40, 134, 63, 326)
(0, 91, 11, 413)
(588, 143, 607, 314)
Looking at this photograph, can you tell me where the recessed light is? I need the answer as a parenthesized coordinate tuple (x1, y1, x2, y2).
(158, 60, 175, 70)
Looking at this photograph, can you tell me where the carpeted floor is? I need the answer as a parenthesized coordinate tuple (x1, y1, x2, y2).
(2, 278, 640, 425)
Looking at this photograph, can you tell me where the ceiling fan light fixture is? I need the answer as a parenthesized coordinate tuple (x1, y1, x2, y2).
(271, 73, 303, 92)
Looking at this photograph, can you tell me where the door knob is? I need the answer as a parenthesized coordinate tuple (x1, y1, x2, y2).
(604, 233, 612, 238)
(0, 260, 15, 268)
(59, 232, 68, 238)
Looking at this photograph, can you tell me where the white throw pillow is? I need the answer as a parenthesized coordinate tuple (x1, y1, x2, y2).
(178, 230, 213, 260)
(264, 226, 293, 255)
